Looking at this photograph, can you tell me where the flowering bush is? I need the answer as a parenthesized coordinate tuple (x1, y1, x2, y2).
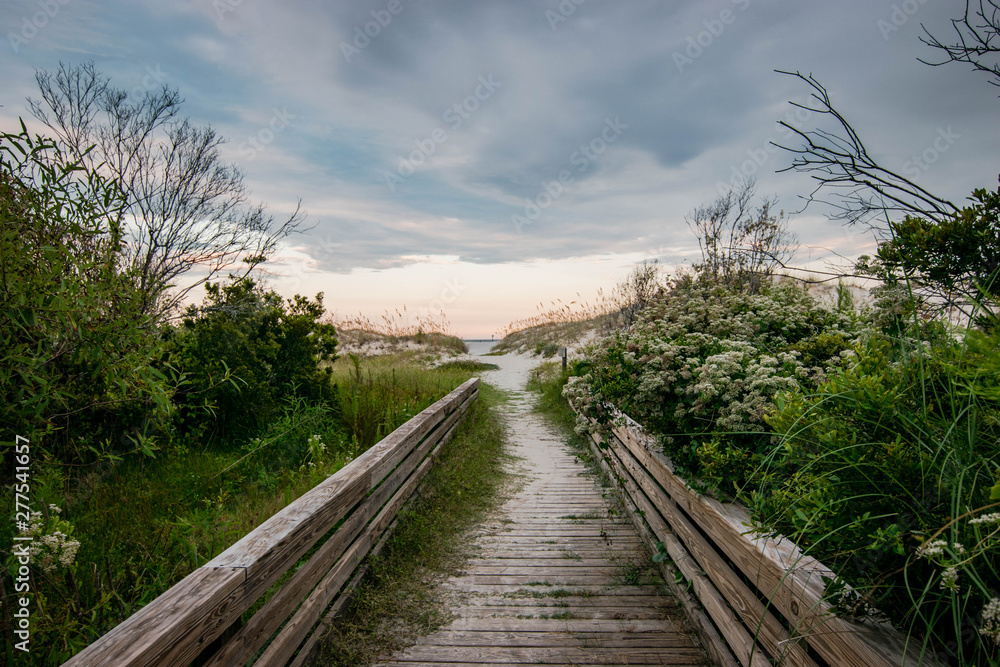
(569, 278, 858, 493)
(752, 330, 1000, 662)
(571, 270, 1000, 659)
(20, 505, 82, 574)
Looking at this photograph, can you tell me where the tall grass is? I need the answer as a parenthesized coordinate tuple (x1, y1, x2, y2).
(751, 322, 1000, 664)
(317, 384, 511, 666)
(1, 353, 484, 666)
(495, 263, 664, 342)
(330, 307, 467, 354)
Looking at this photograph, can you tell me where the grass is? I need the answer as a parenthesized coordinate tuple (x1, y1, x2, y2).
(434, 360, 499, 373)
(316, 383, 512, 666)
(331, 353, 485, 450)
(526, 361, 613, 489)
(2, 352, 488, 665)
(331, 308, 468, 357)
(504, 588, 578, 600)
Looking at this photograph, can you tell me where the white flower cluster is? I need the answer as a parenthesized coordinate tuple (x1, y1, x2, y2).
(980, 598, 1000, 645)
(916, 539, 965, 559)
(570, 279, 864, 489)
(21, 510, 44, 536)
(21, 507, 82, 574)
(970, 513, 1000, 525)
(940, 565, 960, 591)
(306, 433, 327, 462)
(915, 539, 968, 592)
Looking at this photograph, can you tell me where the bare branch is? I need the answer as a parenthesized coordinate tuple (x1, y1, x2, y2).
(772, 70, 959, 231)
(686, 178, 797, 292)
(27, 61, 304, 320)
(919, 0, 1000, 91)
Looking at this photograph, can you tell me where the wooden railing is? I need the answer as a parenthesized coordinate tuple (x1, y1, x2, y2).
(64, 378, 480, 667)
(573, 407, 942, 667)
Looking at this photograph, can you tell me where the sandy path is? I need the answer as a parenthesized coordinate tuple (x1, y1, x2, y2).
(374, 347, 705, 666)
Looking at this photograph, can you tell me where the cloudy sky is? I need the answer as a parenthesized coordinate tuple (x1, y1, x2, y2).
(2, 1, 997, 337)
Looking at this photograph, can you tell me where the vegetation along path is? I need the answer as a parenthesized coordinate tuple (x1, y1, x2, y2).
(375, 346, 707, 666)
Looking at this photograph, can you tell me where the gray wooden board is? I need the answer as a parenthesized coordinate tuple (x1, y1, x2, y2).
(370, 377, 707, 667)
(380, 645, 705, 664)
(63, 380, 479, 667)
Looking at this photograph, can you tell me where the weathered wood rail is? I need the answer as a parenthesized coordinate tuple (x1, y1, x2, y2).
(573, 407, 942, 667)
(63, 378, 480, 667)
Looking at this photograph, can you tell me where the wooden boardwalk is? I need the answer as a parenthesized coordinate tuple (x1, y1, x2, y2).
(375, 356, 707, 666)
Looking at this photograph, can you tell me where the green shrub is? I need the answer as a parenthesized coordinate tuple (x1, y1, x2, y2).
(0, 124, 171, 467)
(872, 184, 1000, 325)
(752, 331, 1000, 663)
(567, 279, 858, 493)
(434, 360, 499, 373)
(164, 277, 338, 444)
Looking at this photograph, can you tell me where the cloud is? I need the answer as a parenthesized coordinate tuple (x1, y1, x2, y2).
(2, 0, 996, 290)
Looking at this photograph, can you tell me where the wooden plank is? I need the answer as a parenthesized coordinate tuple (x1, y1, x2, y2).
(462, 565, 621, 574)
(62, 567, 244, 667)
(445, 618, 681, 632)
(390, 644, 706, 664)
(256, 409, 462, 665)
(465, 594, 674, 606)
(414, 630, 698, 648)
(66, 380, 478, 667)
(458, 575, 621, 586)
(463, 559, 618, 568)
(583, 431, 738, 667)
(377, 664, 697, 667)
(607, 430, 819, 667)
(288, 514, 402, 667)
(377, 663, 700, 667)
(599, 431, 771, 667)
(476, 536, 642, 544)
(256, 528, 373, 665)
(451, 606, 674, 620)
(440, 582, 664, 596)
(205, 395, 477, 664)
(202, 485, 378, 665)
(370, 380, 477, 487)
(205, 451, 372, 581)
(610, 420, 938, 667)
(208, 380, 475, 575)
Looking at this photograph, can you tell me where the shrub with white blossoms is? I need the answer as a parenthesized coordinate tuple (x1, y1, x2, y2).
(20, 505, 82, 574)
(570, 278, 859, 493)
(297, 434, 327, 471)
(981, 598, 1000, 646)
